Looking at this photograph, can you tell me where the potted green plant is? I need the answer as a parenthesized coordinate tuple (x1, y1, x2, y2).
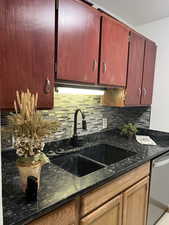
(4, 89, 59, 192)
(120, 123, 138, 140)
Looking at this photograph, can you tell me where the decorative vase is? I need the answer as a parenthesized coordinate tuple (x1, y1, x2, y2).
(16, 162, 42, 192)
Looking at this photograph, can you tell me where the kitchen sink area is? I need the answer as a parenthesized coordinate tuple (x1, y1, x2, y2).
(1, 0, 164, 224)
(50, 144, 137, 177)
(3, 128, 169, 225)
(50, 154, 104, 177)
(80, 144, 136, 165)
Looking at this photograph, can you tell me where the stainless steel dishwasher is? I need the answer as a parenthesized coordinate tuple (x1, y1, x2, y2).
(147, 151, 169, 225)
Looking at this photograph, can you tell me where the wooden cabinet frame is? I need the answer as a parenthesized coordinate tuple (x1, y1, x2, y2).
(123, 177, 149, 225)
(80, 163, 150, 225)
(56, 0, 100, 84)
(80, 194, 123, 225)
(0, 0, 55, 110)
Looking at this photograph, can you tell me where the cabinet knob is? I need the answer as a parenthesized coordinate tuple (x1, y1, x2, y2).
(103, 62, 107, 73)
(143, 88, 147, 96)
(92, 60, 97, 72)
(44, 78, 52, 94)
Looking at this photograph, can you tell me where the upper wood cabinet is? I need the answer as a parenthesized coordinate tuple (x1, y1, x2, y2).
(99, 16, 129, 86)
(125, 32, 156, 106)
(141, 40, 157, 105)
(0, 0, 157, 109)
(125, 32, 145, 106)
(0, 0, 55, 110)
(56, 0, 100, 84)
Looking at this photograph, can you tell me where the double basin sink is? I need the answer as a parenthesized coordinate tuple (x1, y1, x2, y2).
(51, 144, 136, 177)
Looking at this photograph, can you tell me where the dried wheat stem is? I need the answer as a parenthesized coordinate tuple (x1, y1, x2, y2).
(14, 100, 18, 114)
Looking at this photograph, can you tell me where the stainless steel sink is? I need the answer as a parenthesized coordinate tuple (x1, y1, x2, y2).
(80, 144, 136, 165)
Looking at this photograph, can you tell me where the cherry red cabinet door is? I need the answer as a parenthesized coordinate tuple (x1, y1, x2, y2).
(125, 32, 145, 106)
(0, 0, 55, 110)
(141, 40, 157, 105)
(57, 0, 100, 84)
(99, 16, 129, 86)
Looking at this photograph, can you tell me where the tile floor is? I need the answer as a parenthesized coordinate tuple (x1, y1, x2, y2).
(156, 213, 169, 225)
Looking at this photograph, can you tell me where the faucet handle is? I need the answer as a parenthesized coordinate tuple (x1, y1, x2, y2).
(82, 119, 87, 130)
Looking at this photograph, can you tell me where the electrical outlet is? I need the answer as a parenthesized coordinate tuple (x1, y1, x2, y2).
(102, 118, 107, 129)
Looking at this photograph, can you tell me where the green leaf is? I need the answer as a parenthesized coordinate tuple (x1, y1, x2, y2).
(39, 152, 50, 166)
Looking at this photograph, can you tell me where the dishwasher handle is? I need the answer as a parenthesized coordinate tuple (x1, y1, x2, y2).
(153, 156, 169, 168)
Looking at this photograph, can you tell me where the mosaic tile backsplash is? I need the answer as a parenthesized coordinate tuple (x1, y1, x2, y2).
(1, 92, 151, 149)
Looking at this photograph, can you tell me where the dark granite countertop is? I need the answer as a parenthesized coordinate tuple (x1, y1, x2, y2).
(2, 128, 169, 225)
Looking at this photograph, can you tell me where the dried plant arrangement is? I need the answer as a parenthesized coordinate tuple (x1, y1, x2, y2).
(5, 89, 59, 166)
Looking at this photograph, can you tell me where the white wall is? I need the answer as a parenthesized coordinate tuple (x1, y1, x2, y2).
(89, 0, 135, 29)
(137, 17, 169, 132)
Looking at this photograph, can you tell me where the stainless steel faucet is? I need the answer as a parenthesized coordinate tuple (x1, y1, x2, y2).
(70, 109, 87, 147)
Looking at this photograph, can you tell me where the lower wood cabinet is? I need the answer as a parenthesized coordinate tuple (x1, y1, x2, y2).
(80, 194, 122, 225)
(28, 163, 150, 225)
(81, 163, 150, 217)
(80, 163, 150, 225)
(81, 176, 149, 225)
(28, 200, 76, 225)
(123, 177, 149, 225)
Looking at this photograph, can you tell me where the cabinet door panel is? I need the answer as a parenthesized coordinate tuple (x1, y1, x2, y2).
(81, 163, 150, 217)
(99, 16, 129, 86)
(141, 40, 157, 105)
(0, 0, 55, 110)
(125, 32, 145, 106)
(80, 194, 122, 225)
(28, 201, 76, 225)
(123, 177, 149, 225)
(57, 0, 100, 84)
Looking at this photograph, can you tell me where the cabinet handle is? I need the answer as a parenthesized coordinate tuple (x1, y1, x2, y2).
(143, 88, 147, 96)
(84, 74, 87, 81)
(92, 60, 97, 72)
(103, 62, 107, 73)
(44, 78, 52, 94)
(138, 88, 141, 96)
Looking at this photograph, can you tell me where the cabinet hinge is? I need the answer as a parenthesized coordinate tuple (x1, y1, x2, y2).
(128, 35, 131, 42)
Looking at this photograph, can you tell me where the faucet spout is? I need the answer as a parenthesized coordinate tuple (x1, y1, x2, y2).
(71, 109, 87, 147)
